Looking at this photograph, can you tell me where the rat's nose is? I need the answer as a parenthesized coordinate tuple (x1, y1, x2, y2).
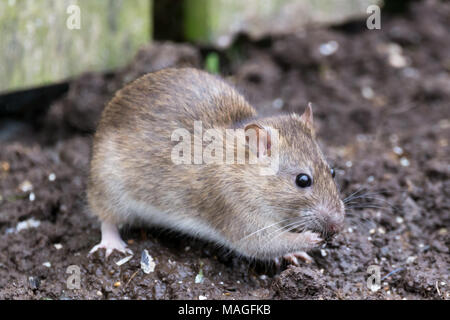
(314, 203, 345, 238)
(321, 212, 344, 238)
(326, 221, 341, 235)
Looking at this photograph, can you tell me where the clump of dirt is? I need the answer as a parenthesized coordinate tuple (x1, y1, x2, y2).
(0, 0, 448, 299)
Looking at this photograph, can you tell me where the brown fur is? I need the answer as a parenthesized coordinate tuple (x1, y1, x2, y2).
(88, 68, 344, 260)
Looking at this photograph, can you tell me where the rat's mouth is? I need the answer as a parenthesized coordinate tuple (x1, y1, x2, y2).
(286, 226, 336, 244)
(280, 218, 338, 243)
(285, 217, 341, 242)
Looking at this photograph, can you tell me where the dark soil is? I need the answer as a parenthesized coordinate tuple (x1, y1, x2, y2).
(0, 0, 448, 299)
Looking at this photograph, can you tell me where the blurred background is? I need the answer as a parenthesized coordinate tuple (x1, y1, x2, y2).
(0, 0, 448, 300)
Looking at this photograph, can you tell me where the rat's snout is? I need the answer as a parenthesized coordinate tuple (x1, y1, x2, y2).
(323, 215, 343, 236)
(315, 204, 345, 238)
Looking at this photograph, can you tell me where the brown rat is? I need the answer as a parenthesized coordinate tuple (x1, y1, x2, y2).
(87, 68, 344, 264)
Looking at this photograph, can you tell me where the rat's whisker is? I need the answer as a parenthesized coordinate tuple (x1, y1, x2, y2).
(264, 216, 314, 239)
(345, 194, 397, 206)
(238, 217, 294, 242)
(264, 219, 313, 249)
(346, 204, 391, 210)
(344, 188, 408, 203)
(343, 187, 367, 202)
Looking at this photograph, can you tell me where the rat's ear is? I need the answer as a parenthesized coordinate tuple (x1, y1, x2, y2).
(300, 102, 314, 130)
(245, 123, 272, 157)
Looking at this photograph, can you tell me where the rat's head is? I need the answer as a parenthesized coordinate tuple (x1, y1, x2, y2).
(238, 104, 344, 258)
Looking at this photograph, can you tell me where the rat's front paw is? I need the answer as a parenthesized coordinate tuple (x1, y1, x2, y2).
(280, 231, 323, 266)
(302, 230, 323, 248)
(285, 230, 323, 249)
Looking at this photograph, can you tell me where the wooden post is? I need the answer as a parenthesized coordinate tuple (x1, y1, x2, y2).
(0, 0, 152, 93)
(184, 0, 381, 46)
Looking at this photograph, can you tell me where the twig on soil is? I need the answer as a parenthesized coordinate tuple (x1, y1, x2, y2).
(125, 270, 140, 288)
(436, 281, 441, 297)
(381, 267, 405, 281)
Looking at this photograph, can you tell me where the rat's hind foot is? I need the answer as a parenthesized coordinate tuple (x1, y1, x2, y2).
(283, 251, 314, 265)
(88, 221, 133, 258)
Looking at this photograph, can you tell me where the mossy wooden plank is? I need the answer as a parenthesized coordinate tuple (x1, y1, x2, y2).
(0, 0, 152, 93)
(184, 0, 381, 46)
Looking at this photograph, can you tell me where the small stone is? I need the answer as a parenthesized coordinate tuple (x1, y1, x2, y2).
(361, 87, 374, 100)
(195, 269, 204, 284)
(29, 192, 36, 202)
(198, 295, 207, 300)
(96, 290, 103, 296)
(54, 243, 63, 250)
(345, 161, 352, 168)
(140, 249, 156, 274)
(16, 218, 41, 232)
(19, 180, 33, 192)
(320, 249, 327, 257)
(116, 255, 133, 266)
(389, 54, 407, 68)
(48, 173, 56, 181)
(385, 44, 408, 68)
(369, 228, 376, 235)
(42, 262, 51, 268)
(28, 276, 40, 290)
(396, 216, 404, 224)
(319, 41, 339, 56)
(393, 146, 403, 155)
(113, 281, 121, 287)
(400, 157, 410, 167)
(406, 256, 417, 264)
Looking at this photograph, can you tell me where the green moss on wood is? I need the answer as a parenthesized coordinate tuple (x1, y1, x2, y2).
(0, 0, 152, 93)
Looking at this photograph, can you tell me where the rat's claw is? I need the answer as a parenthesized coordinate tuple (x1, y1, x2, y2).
(303, 231, 323, 247)
(88, 221, 133, 258)
(282, 231, 322, 265)
(283, 251, 314, 265)
(89, 240, 133, 258)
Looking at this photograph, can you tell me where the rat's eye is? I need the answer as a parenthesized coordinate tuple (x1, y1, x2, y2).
(295, 173, 312, 188)
(331, 168, 336, 178)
